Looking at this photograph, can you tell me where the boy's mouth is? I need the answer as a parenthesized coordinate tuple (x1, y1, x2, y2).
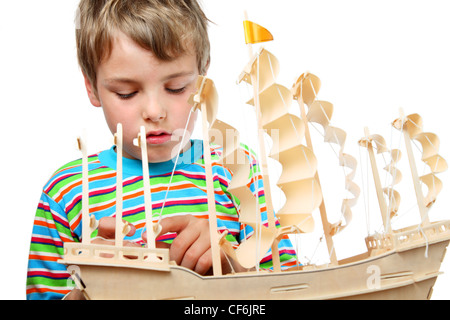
(146, 130, 172, 145)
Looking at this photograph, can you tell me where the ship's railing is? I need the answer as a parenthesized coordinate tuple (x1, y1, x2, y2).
(365, 220, 450, 253)
(61, 242, 171, 271)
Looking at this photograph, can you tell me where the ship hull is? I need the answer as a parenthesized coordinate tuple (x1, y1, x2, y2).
(61, 232, 449, 300)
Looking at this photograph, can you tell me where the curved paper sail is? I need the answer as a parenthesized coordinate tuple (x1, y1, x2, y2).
(190, 76, 278, 269)
(241, 49, 322, 233)
(239, 47, 280, 94)
(295, 73, 360, 236)
(393, 113, 448, 207)
(359, 133, 402, 220)
(384, 148, 402, 218)
(292, 72, 321, 107)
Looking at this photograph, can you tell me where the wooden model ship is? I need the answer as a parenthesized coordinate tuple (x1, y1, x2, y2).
(59, 18, 450, 300)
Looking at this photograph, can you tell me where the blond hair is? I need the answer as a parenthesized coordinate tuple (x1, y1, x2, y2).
(76, 0, 210, 92)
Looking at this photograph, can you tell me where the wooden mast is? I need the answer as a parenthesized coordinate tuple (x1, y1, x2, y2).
(292, 75, 338, 265)
(200, 97, 223, 276)
(296, 94, 338, 265)
(395, 109, 430, 226)
(78, 131, 91, 245)
(134, 126, 157, 249)
(244, 11, 281, 272)
(190, 76, 223, 276)
(114, 123, 129, 247)
(360, 127, 392, 233)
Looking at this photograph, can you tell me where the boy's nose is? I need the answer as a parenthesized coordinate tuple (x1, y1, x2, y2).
(142, 95, 166, 122)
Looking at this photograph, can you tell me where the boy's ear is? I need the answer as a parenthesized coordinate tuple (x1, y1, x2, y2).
(83, 74, 102, 107)
(202, 58, 210, 76)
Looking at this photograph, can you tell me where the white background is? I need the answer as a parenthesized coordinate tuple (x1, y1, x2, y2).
(1, 0, 449, 299)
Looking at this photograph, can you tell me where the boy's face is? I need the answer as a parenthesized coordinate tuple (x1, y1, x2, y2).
(84, 32, 199, 163)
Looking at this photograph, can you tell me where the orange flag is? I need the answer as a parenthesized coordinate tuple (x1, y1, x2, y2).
(243, 20, 274, 44)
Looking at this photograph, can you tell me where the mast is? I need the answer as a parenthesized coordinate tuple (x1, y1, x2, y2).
(200, 81, 223, 276)
(359, 128, 392, 233)
(201, 99, 223, 276)
(292, 74, 338, 265)
(78, 131, 91, 245)
(243, 12, 281, 272)
(392, 110, 448, 227)
(393, 110, 430, 226)
(114, 123, 128, 247)
(192, 77, 279, 271)
(134, 126, 157, 249)
(190, 76, 223, 276)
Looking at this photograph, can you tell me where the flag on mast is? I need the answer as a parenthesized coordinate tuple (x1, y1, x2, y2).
(243, 20, 274, 44)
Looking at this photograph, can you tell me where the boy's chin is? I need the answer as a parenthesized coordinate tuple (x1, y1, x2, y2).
(146, 145, 182, 163)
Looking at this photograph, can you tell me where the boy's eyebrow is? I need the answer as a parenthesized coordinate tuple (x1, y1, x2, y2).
(103, 71, 197, 86)
(102, 78, 137, 85)
(161, 71, 197, 82)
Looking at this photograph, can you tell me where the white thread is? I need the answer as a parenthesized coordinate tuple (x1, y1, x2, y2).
(418, 225, 429, 258)
(156, 107, 195, 228)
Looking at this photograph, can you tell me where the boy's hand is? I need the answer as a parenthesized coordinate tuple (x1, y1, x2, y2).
(64, 217, 141, 300)
(144, 215, 242, 275)
(151, 215, 215, 275)
(91, 217, 141, 248)
(92, 216, 241, 275)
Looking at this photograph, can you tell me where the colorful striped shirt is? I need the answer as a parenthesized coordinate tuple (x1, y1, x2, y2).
(26, 139, 298, 299)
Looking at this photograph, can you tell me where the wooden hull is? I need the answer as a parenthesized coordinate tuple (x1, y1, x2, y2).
(61, 228, 449, 300)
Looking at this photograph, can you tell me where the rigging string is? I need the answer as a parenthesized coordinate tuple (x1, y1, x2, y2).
(236, 57, 257, 252)
(307, 78, 353, 238)
(254, 51, 263, 272)
(270, 54, 342, 265)
(407, 118, 432, 257)
(398, 116, 430, 257)
(299, 77, 330, 263)
(267, 52, 302, 143)
(154, 107, 195, 226)
(418, 225, 430, 259)
(407, 116, 438, 207)
(155, 103, 236, 272)
(267, 53, 314, 267)
(377, 138, 393, 234)
(384, 158, 394, 233)
(299, 78, 336, 263)
(307, 78, 350, 228)
(307, 78, 350, 182)
(403, 117, 433, 215)
(386, 125, 400, 228)
(231, 56, 265, 272)
(359, 146, 371, 235)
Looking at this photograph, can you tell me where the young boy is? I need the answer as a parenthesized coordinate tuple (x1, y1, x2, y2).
(26, 0, 297, 300)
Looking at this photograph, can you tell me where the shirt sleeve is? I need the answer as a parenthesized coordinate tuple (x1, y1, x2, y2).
(26, 191, 75, 300)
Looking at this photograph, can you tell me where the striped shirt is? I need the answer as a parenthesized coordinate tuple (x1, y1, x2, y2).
(26, 139, 298, 299)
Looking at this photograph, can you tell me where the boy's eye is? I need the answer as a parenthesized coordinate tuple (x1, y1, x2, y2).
(166, 87, 186, 94)
(116, 92, 137, 99)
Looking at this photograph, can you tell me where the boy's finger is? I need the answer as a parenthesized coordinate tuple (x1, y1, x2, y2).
(142, 216, 186, 243)
(157, 216, 190, 236)
(97, 217, 136, 239)
(193, 248, 213, 275)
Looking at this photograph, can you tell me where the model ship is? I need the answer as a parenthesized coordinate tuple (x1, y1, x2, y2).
(59, 18, 450, 300)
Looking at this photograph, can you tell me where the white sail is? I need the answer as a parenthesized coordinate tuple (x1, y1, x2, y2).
(294, 73, 360, 236)
(190, 76, 280, 269)
(359, 133, 402, 226)
(241, 49, 322, 234)
(393, 113, 448, 208)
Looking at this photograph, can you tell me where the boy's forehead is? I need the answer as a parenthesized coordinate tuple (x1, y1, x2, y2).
(102, 31, 197, 68)
(98, 34, 199, 84)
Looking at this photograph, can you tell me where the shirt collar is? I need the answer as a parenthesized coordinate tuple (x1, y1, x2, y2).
(98, 139, 203, 177)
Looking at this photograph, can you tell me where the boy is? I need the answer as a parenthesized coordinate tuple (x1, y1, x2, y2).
(26, 0, 297, 300)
